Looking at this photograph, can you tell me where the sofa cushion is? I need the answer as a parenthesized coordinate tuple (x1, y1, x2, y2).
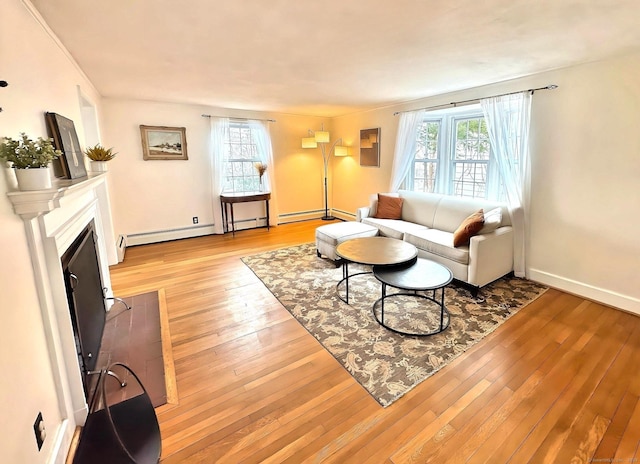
(397, 190, 441, 227)
(453, 210, 484, 247)
(404, 229, 469, 265)
(315, 221, 379, 246)
(362, 217, 428, 240)
(368, 192, 400, 218)
(374, 194, 403, 219)
(479, 207, 502, 234)
(423, 193, 510, 232)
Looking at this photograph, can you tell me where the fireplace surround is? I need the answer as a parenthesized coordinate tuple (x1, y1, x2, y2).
(7, 173, 117, 460)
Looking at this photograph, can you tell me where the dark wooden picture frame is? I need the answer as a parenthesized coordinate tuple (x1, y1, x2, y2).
(140, 125, 188, 160)
(45, 112, 88, 179)
(360, 127, 380, 167)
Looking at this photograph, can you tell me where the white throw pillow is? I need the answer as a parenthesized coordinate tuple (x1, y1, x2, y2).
(479, 207, 502, 234)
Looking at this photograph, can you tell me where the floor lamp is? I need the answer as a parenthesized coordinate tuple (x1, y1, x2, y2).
(302, 126, 349, 221)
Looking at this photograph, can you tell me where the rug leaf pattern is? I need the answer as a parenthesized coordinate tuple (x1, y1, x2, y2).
(242, 243, 547, 407)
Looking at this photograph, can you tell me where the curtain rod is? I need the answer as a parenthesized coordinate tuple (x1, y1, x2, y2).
(393, 84, 558, 116)
(201, 114, 276, 123)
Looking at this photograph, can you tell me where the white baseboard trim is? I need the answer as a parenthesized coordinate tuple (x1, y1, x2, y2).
(278, 209, 355, 224)
(126, 224, 216, 246)
(124, 209, 357, 246)
(332, 209, 356, 221)
(278, 209, 326, 224)
(528, 268, 640, 315)
(53, 418, 73, 464)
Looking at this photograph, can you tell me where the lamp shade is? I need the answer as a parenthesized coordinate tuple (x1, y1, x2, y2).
(302, 137, 318, 148)
(314, 131, 330, 143)
(334, 145, 350, 157)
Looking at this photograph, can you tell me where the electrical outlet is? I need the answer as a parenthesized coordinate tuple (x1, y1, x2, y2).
(192, 216, 198, 224)
(33, 412, 45, 451)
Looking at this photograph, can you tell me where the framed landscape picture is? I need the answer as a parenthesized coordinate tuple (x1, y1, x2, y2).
(140, 125, 188, 160)
(45, 112, 88, 179)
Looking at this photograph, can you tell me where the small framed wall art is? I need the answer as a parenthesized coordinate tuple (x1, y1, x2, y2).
(45, 112, 88, 179)
(140, 125, 188, 160)
(360, 127, 380, 167)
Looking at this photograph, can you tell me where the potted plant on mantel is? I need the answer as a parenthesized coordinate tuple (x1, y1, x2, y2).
(0, 132, 62, 191)
(84, 144, 117, 172)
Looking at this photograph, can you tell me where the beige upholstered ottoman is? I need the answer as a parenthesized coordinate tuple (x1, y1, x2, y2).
(315, 221, 378, 264)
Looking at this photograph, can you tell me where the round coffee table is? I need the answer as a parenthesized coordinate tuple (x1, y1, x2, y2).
(335, 237, 417, 304)
(373, 258, 453, 336)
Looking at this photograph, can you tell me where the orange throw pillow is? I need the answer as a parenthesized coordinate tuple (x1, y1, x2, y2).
(453, 209, 485, 247)
(374, 194, 403, 219)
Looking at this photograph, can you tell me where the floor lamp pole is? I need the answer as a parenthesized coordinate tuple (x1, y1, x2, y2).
(321, 144, 334, 220)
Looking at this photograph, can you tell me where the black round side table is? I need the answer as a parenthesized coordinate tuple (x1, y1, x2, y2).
(373, 258, 453, 337)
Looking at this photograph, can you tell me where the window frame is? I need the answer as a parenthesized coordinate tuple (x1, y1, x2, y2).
(449, 114, 491, 199)
(406, 105, 494, 200)
(222, 122, 263, 194)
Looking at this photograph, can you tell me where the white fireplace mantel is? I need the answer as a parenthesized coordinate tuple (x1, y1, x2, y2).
(8, 173, 118, 462)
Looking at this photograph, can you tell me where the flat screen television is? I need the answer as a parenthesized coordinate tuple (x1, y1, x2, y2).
(61, 222, 106, 398)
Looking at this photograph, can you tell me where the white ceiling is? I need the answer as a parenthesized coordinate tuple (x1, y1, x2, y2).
(31, 0, 640, 117)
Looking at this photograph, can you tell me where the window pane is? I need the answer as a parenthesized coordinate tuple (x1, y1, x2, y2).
(453, 162, 487, 199)
(412, 160, 437, 193)
(230, 143, 241, 158)
(240, 128, 251, 144)
(229, 127, 241, 143)
(454, 117, 490, 160)
(415, 121, 440, 160)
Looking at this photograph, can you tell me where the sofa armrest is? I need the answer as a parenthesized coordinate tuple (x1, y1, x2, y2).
(356, 206, 371, 222)
(467, 226, 514, 287)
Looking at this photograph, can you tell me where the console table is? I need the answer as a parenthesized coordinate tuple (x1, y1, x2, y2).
(220, 192, 271, 236)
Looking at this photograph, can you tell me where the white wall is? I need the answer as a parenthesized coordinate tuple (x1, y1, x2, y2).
(0, 1, 102, 462)
(332, 53, 640, 314)
(101, 99, 331, 242)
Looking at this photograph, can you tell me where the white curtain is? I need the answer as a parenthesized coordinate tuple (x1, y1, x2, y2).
(247, 119, 279, 226)
(389, 109, 426, 191)
(481, 91, 532, 278)
(209, 117, 229, 234)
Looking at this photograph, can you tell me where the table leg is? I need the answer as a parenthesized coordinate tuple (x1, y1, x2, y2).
(230, 203, 235, 236)
(266, 199, 270, 231)
(381, 282, 386, 325)
(220, 200, 226, 233)
(439, 286, 445, 331)
(343, 261, 349, 304)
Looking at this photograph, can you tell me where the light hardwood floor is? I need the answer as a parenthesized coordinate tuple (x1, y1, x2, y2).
(109, 220, 640, 463)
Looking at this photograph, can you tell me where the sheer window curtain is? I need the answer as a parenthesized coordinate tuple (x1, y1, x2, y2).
(247, 120, 279, 226)
(480, 91, 532, 278)
(209, 117, 229, 234)
(389, 109, 426, 191)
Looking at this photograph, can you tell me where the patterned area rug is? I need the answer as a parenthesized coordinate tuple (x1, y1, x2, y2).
(242, 243, 547, 407)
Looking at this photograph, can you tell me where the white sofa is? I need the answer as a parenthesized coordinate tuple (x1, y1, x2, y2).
(357, 190, 515, 292)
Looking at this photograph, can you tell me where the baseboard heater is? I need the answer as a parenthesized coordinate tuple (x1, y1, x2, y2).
(116, 235, 127, 263)
(126, 224, 215, 246)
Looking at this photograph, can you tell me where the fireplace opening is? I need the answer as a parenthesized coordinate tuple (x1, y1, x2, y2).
(61, 221, 106, 400)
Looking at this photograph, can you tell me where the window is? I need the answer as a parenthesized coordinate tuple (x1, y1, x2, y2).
(412, 120, 440, 193)
(452, 117, 490, 198)
(407, 106, 493, 200)
(222, 122, 263, 193)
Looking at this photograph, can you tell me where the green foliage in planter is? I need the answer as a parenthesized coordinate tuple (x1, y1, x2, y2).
(0, 133, 62, 169)
(84, 144, 117, 161)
